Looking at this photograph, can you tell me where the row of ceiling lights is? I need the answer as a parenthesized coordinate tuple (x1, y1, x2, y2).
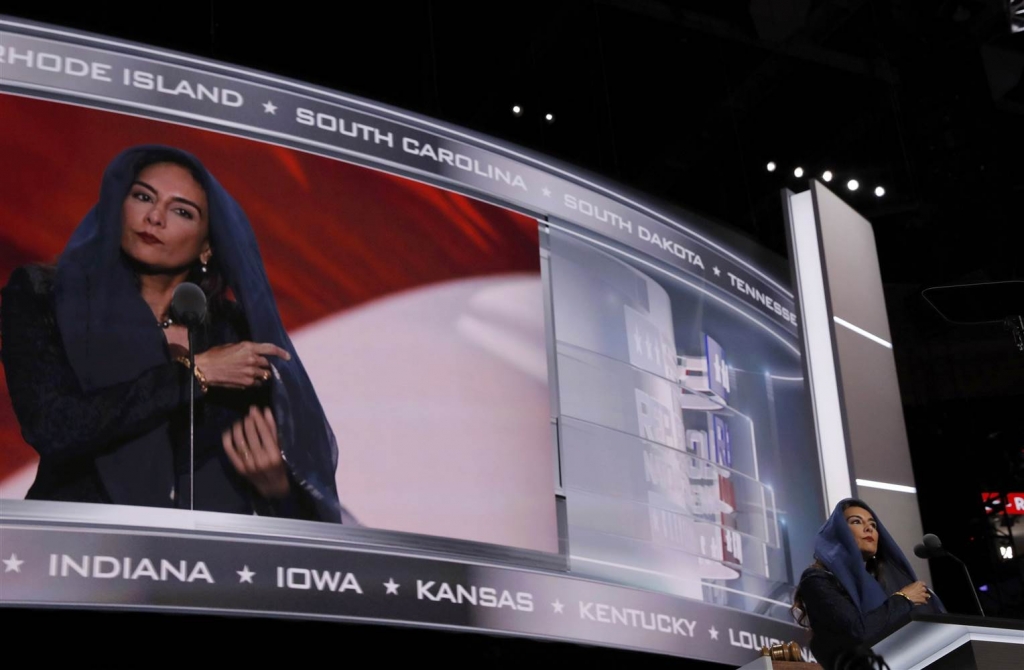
(767, 161, 886, 197)
(504, 110, 886, 198)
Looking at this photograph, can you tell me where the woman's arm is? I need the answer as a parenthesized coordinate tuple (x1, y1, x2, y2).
(1, 267, 198, 463)
(800, 571, 914, 645)
(222, 405, 319, 521)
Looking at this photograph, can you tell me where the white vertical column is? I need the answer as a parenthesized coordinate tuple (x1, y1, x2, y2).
(785, 189, 852, 513)
(786, 181, 930, 582)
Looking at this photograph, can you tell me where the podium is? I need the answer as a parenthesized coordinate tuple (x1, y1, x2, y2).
(871, 613, 1023, 670)
(735, 614, 1021, 670)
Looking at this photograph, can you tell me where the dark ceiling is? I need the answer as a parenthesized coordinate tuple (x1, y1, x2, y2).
(4, 0, 1023, 616)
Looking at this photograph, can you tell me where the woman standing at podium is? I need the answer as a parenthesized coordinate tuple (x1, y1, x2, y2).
(792, 498, 945, 669)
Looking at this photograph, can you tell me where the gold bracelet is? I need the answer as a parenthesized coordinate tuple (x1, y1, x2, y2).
(894, 591, 913, 603)
(193, 363, 209, 395)
(175, 357, 209, 395)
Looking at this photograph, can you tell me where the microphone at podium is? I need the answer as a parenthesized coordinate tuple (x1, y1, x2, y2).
(171, 281, 207, 328)
(913, 533, 985, 617)
(912, 533, 944, 558)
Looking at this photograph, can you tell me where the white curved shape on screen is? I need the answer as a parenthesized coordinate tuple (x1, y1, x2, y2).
(0, 461, 36, 501)
(292, 274, 558, 553)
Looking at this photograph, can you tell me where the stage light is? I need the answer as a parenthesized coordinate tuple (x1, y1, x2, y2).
(794, 167, 804, 178)
(512, 105, 523, 116)
(874, 186, 886, 197)
(766, 161, 777, 172)
(545, 113, 555, 123)
(847, 179, 860, 191)
(822, 170, 833, 182)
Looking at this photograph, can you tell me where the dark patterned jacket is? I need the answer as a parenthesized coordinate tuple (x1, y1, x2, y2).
(1, 264, 316, 519)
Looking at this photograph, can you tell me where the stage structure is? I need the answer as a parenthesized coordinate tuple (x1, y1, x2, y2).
(785, 182, 930, 584)
(0, 17, 845, 665)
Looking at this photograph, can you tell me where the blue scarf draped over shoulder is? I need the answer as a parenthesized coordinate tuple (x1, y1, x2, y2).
(813, 498, 942, 612)
(54, 144, 341, 523)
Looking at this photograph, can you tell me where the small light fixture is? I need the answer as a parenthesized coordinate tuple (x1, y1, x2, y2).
(766, 161, 777, 172)
(545, 113, 555, 123)
(512, 105, 523, 117)
(874, 186, 886, 197)
(847, 179, 860, 191)
(794, 167, 804, 178)
(822, 170, 833, 182)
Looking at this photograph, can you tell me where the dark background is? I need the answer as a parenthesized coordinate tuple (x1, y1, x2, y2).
(3, 0, 1022, 660)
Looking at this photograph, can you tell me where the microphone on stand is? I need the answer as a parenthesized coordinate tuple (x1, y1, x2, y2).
(913, 533, 945, 558)
(913, 533, 985, 617)
(171, 282, 207, 512)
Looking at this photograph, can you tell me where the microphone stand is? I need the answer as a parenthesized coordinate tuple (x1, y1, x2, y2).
(916, 540, 986, 617)
(187, 328, 196, 511)
(945, 551, 985, 617)
(172, 280, 206, 513)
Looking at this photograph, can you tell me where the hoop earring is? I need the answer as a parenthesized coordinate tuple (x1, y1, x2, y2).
(201, 261, 208, 274)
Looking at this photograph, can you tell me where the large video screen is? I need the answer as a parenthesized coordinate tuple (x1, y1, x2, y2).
(0, 17, 824, 665)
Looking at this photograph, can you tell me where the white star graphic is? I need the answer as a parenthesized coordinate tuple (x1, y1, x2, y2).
(3, 554, 24, 573)
(713, 266, 721, 277)
(552, 599, 565, 614)
(708, 626, 719, 640)
(541, 187, 552, 197)
(237, 566, 255, 583)
(634, 326, 644, 354)
(262, 101, 278, 115)
(384, 578, 400, 595)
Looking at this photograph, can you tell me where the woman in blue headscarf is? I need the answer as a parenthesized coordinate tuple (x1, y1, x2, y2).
(792, 498, 945, 668)
(1, 145, 342, 523)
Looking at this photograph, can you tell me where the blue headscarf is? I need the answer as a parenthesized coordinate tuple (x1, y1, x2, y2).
(55, 144, 341, 522)
(813, 498, 925, 612)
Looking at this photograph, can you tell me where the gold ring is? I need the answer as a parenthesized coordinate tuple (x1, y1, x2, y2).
(262, 370, 271, 381)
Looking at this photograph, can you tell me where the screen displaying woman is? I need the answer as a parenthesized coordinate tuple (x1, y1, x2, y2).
(0, 145, 342, 523)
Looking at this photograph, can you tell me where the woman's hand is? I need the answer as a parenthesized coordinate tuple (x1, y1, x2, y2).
(898, 581, 931, 605)
(195, 342, 291, 390)
(222, 406, 291, 499)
